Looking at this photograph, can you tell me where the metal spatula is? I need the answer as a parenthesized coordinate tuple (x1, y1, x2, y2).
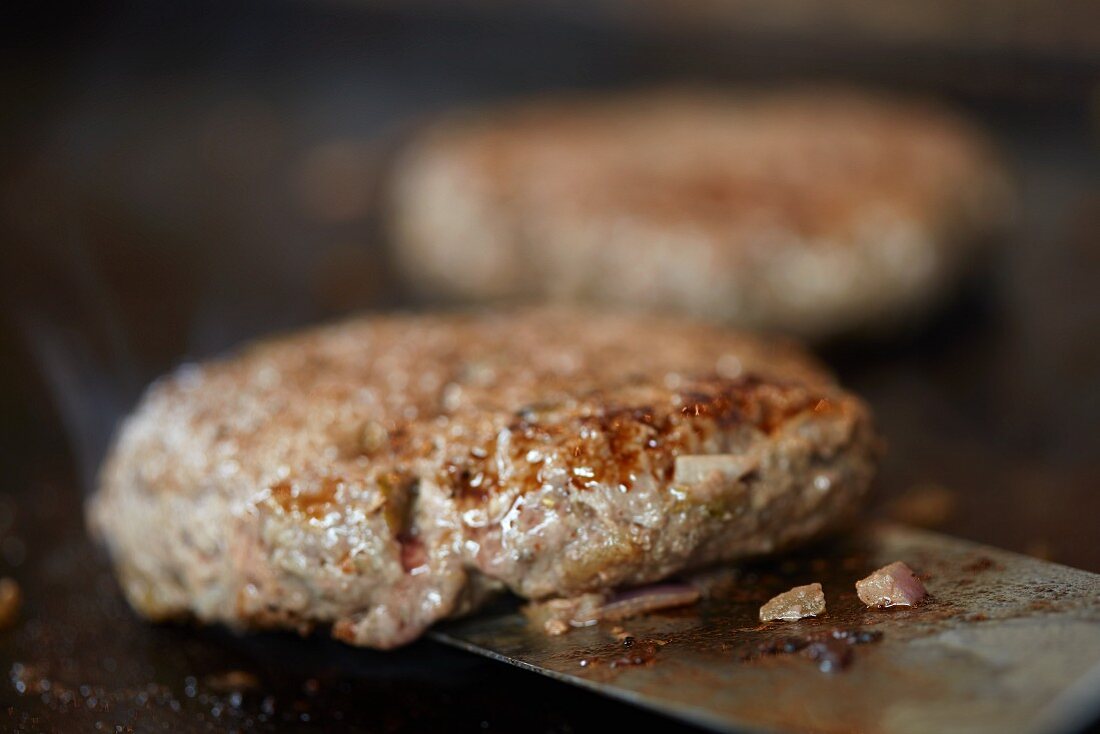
(433, 524, 1100, 734)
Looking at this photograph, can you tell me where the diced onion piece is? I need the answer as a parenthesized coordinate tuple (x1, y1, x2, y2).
(599, 583, 701, 622)
(674, 454, 749, 486)
(855, 561, 927, 608)
(759, 582, 826, 622)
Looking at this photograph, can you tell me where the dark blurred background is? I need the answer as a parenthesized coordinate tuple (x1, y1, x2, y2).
(2, 1, 1099, 731)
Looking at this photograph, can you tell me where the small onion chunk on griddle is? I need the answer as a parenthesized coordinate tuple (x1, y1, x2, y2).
(599, 584, 701, 622)
(855, 561, 927, 608)
(759, 582, 826, 622)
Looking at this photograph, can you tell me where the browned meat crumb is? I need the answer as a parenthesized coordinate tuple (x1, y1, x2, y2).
(524, 592, 608, 635)
(544, 619, 570, 636)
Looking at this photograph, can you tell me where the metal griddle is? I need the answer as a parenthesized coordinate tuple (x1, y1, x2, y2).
(434, 524, 1100, 734)
(4, 2, 1100, 733)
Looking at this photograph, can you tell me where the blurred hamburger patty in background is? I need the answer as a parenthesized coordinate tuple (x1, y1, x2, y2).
(390, 87, 1011, 338)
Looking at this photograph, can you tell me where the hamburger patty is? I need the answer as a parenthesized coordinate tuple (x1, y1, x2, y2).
(390, 88, 1010, 338)
(89, 309, 879, 648)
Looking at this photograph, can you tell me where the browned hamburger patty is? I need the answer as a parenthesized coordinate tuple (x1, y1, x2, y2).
(89, 308, 879, 648)
(390, 87, 1011, 338)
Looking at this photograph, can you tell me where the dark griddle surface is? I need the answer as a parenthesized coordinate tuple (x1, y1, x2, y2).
(2, 2, 1098, 732)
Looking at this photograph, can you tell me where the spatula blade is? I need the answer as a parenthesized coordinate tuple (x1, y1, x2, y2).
(432, 524, 1100, 734)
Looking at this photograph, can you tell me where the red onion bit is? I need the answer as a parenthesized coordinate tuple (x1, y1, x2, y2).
(597, 583, 701, 623)
(855, 561, 927, 608)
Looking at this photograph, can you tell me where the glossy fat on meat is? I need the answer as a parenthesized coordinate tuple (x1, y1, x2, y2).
(89, 308, 879, 648)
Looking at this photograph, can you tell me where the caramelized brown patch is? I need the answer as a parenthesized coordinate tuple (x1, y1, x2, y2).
(445, 375, 831, 502)
(270, 477, 343, 519)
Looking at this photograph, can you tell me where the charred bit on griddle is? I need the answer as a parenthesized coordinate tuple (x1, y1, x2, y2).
(741, 628, 883, 673)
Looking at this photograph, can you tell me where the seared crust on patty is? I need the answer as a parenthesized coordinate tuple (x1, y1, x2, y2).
(390, 87, 1010, 338)
(89, 308, 879, 648)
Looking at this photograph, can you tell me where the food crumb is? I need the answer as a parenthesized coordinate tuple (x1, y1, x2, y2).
(524, 592, 607, 636)
(856, 561, 927, 608)
(544, 619, 569, 636)
(759, 583, 825, 622)
(0, 578, 21, 629)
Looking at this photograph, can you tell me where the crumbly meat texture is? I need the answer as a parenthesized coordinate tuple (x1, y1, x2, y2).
(89, 308, 880, 648)
(390, 87, 1010, 338)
